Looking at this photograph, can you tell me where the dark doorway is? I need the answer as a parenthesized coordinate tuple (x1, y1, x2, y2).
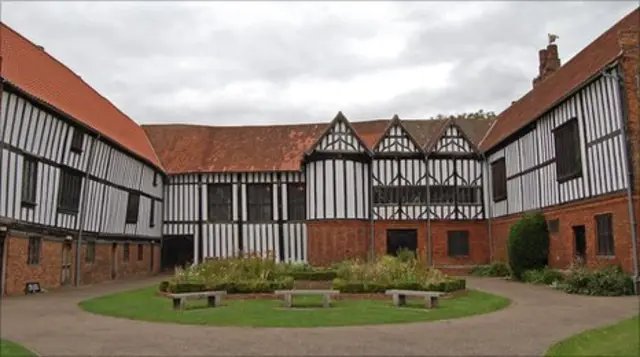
(573, 225, 586, 263)
(161, 235, 194, 271)
(386, 229, 418, 256)
(111, 243, 118, 280)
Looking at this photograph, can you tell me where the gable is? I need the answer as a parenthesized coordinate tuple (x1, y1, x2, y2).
(373, 122, 422, 154)
(310, 114, 368, 154)
(432, 124, 476, 154)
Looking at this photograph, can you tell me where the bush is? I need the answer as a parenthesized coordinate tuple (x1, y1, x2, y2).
(158, 281, 170, 292)
(522, 268, 564, 285)
(507, 212, 549, 280)
(287, 270, 337, 281)
(332, 278, 466, 293)
(560, 265, 634, 296)
(169, 277, 295, 294)
(470, 261, 510, 277)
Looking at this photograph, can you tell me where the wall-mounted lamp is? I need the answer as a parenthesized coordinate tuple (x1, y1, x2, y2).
(65, 235, 73, 241)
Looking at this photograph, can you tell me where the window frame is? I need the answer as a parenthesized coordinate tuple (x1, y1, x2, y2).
(547, 219, 560, 234)
(149, 200, 156, 228)
(27, 236, 42, 265)
(429, 185, 456, 204)
(247, 184, 273, 222)
(595, 213, 614, 256)
(491, 158, 507, 202)
(457, 186, 482, 205)
(400, 186, 428, 205)
(58, 169, 83, 214)
(287, 183, 306, 221)
(125, 193, 140, 224)
(207, 184, 233, 222)
(373, 186, 399, 205)
(553, 118, 583, 183)
(21, 156, 38, 206)
(447, 230, 470, 257)
(70, 128, 84, 153)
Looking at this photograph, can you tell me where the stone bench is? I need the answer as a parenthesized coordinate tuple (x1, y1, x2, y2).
(166, 291, 227, 310)
(274, 289, 340, 308)
(385, 289, 443, 309)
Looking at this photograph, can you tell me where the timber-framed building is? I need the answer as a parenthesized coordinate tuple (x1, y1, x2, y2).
(0, 8, 638, 295)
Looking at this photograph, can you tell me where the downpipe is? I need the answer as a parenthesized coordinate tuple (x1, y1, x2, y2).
(604, 66, 639, 294)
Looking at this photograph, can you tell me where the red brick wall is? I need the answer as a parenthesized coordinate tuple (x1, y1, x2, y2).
(307, 220, 370, 266)
(431, 220, 490, 266)
(2, 231, 161, 296)
(490, 193, 637, 272)
(3, 235, 65, 295)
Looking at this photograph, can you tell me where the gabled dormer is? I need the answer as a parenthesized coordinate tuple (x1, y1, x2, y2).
(304, 112, 371, 161)
(425, 119, 480, 158)
(372, 115, 424, 158)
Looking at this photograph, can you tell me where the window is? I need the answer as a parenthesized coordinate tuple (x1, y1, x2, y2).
(373, 187, 399, 204)
(27, 236, 42, 265)
(22, 157, 38, 205)
(58, 169, 82, 213)
(123, 243, 130, 262)
(137, 244, 144, 261)
(554, 119, 582, 182)
(86, 240, 95, 263)
(247, 184, 273, 222)
(70, 129, 84, 153)
(429, 185, 456, 204)
(457, 187, 482, 205)
(447, 231, 469, 257)
(547, 219, 559, 233)
(208, 184, 232, 222)
(149, 200, 156, 228)
(595, 214, 614, 256)
(153, 172, 159, 187)
(401, 186, 428, 205)
(287, 183, 306, 221)
(491, 158, 507, 202)
(125, 193, 140, 224)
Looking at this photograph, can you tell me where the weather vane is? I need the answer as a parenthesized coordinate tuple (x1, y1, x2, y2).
(548, 33, 559, 44)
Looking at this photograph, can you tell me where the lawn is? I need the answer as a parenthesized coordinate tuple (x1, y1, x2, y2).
(0, 339, 38, 357)
(79, 286, 510, 327)
(546, 315, 639, 356)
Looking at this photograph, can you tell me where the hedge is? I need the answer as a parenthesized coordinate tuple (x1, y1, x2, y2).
(559, 265, 634, 296)
(166, 277, 294, 294)
(332, 278, 466, 293)
(286, 270, 337, 281)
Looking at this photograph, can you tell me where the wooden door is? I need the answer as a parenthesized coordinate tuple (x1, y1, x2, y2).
(111, 243, 118, 279)
(61, 241, 72, 285)
(573, 225, 587, 264)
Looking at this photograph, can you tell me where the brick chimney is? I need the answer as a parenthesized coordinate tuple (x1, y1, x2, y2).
(533, 43, 562, 87)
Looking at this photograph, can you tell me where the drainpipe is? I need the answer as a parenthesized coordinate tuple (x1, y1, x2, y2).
(369, 157, 375, 262)
(425, 153, 432, 266)
(75, 133, 99, 287)
(482, 153, 493, 263)
(604, 65, 639, 294)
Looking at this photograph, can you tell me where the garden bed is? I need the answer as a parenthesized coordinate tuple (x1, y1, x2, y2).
(156, 289, 468, 301)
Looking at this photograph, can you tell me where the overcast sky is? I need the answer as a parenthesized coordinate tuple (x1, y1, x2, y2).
(2, 1, 637, 126)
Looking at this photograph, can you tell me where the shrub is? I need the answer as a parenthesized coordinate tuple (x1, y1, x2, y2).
(158, 281, 170, 292)
(522, 268, 564, 285)
(560, 265, 634, 296)
(507, 212, 549, 280)
(470, 261, 510, 277)
(332, 278, 466, 293)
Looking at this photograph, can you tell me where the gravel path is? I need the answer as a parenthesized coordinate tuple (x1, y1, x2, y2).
(1, 276, 637, 356)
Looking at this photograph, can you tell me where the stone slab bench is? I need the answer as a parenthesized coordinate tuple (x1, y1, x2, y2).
(385, 289, 443, 309)
(274, 289, 340, 308)
(166, 291, 227, 310)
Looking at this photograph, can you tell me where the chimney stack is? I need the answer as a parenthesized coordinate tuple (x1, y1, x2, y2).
(533, 38, 561, 87)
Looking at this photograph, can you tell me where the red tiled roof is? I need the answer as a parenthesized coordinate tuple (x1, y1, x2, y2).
(0, 23, 163, 170)
(479, 8, 640, 151)
(143, 116, 493, 174)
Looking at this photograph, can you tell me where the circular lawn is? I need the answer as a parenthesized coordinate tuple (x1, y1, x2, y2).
(79, 286, 510, 327)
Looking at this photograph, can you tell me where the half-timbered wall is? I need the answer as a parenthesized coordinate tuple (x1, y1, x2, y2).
(487, 70, 628, 217)
(0, 89, 163, 238)
(163, 172, 308, 264)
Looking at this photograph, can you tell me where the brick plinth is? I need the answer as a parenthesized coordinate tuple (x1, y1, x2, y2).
(490, 193, 638, 273)
(307, 220, 370, 266)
